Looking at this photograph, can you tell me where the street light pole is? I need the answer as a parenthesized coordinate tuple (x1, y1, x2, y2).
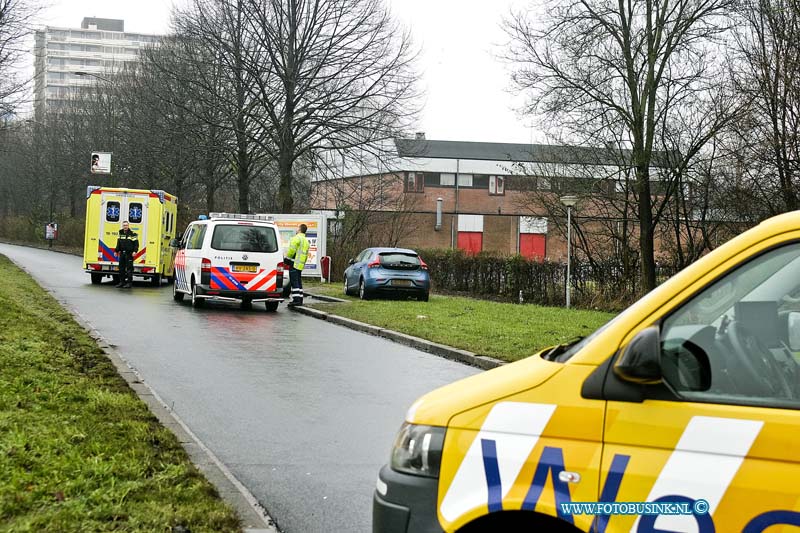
(560, 195, 578, 308)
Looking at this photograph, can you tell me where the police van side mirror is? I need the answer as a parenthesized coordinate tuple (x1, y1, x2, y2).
(613, 326, 663, 384)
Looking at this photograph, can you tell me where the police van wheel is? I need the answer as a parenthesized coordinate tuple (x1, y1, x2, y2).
(173, 281, 184, 302)
(191, 282, 205, 308)
(265, 301, 279, 312)
(90, 273, 103, 285)
(150, 274, 162, 287)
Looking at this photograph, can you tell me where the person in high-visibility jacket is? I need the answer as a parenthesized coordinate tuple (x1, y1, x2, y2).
(284, 223, 310, 306)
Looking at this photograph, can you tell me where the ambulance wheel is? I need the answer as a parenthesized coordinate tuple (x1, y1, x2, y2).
(90, 273, 103, 285)
(172, 281, 184, 302)
(241, 298, 253, 310)
(265, 301, 279, 312)
(191, 282, 205, 308)
(150, 274, 162, 287)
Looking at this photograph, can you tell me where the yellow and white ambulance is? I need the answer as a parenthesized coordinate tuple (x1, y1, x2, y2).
(83, 186, 179, 286)
(374, 211, 800, 533)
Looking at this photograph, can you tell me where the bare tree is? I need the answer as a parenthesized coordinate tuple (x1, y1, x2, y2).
(504, 0, 737, 290)
(234, 0, 420, 213)
(0, 0, 36, 116)
(170, 1, 272, 213)
(730, 0, 800, 214)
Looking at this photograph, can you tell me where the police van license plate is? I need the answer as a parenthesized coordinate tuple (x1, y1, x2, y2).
(232, 264, 258, 273)
(391, 279, 413, 287)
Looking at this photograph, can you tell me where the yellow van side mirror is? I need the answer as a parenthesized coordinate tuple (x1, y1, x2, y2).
(613, 326, 663, 385)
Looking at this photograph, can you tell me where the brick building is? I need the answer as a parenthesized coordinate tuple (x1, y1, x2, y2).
(311, 136, 673, 260)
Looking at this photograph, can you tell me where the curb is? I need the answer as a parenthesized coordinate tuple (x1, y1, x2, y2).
(305, 292, 348, 303)
(0, 239, 82, 257)
(291, 305, 505, 370)
(2, 251, 279, 533)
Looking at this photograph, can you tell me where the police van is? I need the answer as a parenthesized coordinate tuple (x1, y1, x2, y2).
(172, 213, 285, 311)
(374, 211, 800, 533)
(83, 186, 179, 285)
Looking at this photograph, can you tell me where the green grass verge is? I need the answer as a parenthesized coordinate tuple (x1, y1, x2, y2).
(304, 281, 614, 362)
(0, 255, 240, 532)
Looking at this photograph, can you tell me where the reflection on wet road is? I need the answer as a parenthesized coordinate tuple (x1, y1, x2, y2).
(0, 244, 479, 532)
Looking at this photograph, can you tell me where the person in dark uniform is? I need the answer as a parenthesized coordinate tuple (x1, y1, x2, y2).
(115, 220, 139, 288)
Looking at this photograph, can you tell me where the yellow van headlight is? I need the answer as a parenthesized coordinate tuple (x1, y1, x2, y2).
(390, 423, 446, 478)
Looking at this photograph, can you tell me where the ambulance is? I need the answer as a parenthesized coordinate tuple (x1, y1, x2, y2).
(171, 213, 285, 311)
(374, 211, 800, 533)
(83, 186, 179, 285)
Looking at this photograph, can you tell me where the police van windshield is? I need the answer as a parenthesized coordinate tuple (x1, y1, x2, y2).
(211, 224, 279, 253)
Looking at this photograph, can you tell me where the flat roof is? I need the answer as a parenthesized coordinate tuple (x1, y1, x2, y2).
(394, 138, 675, 168)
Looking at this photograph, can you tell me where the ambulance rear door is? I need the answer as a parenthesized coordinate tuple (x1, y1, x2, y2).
(97, 191, 149, 267)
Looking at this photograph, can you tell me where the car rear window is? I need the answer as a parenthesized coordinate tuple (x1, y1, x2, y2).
(379, 253, 420, 265)
(211, 224, 279, 253)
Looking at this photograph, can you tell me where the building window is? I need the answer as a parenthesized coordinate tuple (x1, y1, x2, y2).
(405, 172, 424, 193)
(535, 177, 550, 191)
(128, 203, 143, 223)
(457, 174, 473, 187)
(489, 175, 505, 195)
(106, 201, 121, 222)
(440, 173, 455, 186)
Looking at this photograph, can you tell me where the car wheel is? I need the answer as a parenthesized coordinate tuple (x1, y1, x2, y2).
(191, 281, 204, 308)
(343, 278, 350, 296)
(265, 301, 279, 312)
(420, 292, 430, 302)
(359, 278, 371, 300)
(90, 273, 102, 285)
(173, 280, 185, 302)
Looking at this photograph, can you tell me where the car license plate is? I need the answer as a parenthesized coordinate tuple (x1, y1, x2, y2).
(391, 279, 413, 287)
(232, 264, 258, 273)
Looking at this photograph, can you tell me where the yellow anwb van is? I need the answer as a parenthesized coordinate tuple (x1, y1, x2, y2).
(374, 212, 800, 533)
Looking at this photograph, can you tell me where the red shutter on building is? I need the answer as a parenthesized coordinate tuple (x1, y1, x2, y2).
(520, 233, 546, 260)
(457, 232, 483, 255)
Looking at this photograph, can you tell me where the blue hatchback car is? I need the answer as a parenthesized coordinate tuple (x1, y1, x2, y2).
(343, 247, 430, 301)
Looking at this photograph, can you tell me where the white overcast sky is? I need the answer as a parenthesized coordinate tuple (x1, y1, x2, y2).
(33, 0, 541, 144)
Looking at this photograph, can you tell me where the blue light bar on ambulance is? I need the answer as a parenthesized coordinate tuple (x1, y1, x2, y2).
(209, 213, 275, 221)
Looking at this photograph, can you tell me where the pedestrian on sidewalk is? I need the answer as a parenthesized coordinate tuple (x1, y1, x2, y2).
(115, 220, 139, 289)
(284, 224, 310, 306)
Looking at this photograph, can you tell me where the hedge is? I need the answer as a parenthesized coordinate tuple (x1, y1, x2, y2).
(415, 248, 678, 311)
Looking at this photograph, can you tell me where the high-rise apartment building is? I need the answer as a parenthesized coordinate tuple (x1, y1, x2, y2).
(33, 17, 160, 119)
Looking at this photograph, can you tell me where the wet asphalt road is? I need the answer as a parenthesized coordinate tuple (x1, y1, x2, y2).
(0, 244, 480, 533)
